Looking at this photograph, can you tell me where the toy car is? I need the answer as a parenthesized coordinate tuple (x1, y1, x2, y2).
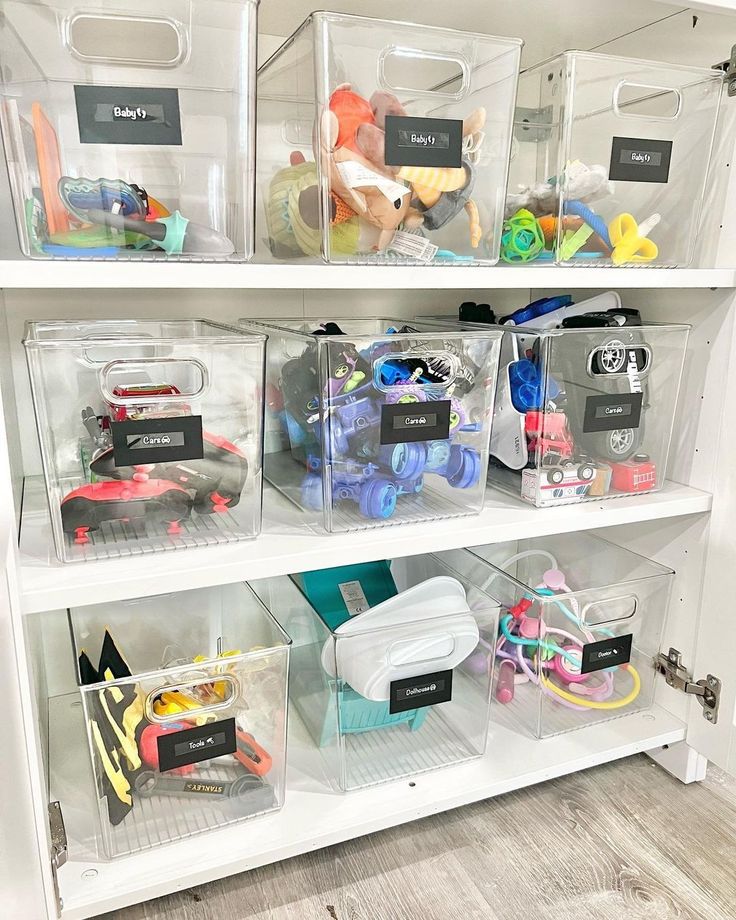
(521, 464, 595, 506)
(89, 432, 249, 513)
(525, 410, 576, 466)
(61, 480, 192, 544)
(107, 384, 189, 422)
(610, 454, 656, 492)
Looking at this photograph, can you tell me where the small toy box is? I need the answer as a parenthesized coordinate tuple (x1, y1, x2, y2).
(417, 299, 689, 506)
(252, 552, 496, 791)
(256, 12, 522, 264)
(505, 51, 722, 266)
(467, 534, 673, 739)
(241, 317, 501, 532)
(0, 0, 258, 260)
(67, 582, 291, 859)
(24, 319, 265, 563)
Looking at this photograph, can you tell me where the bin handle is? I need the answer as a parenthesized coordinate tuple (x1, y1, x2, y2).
(144, 672, 241, 724)
(581, 594, 638, 628)
(387, 632, 456, 667)
(63, 12, 187, 68)
(378, 46, 470, 100)
(612, 81, 682, 121)
(372, 350, 460, 394)
(98, 357, 209, 405)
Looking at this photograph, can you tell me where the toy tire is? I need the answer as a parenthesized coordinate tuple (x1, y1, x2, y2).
(590, 426, 639, 462)
(446, 445, 480, 489)
(591, 339, 627, 375)
(578, 464, 595, 481)
(549, 468, 564, 485)
(391, 442, 427, 480)
(425, 439, 451, 474)
(359, 478, 397, 520)
(300, 473, 323, 511)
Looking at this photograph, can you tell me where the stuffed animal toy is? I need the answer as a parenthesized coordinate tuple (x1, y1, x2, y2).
(319, 84, 423, 250)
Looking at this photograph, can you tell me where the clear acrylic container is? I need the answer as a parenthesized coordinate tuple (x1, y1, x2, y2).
(242, 317, 501, 531)
(252, 551, 496, 791)
(467, 534, 673, 739)
(24, 319, 265, 562)
(256, 12, 522, 265)
(506, 52, 722, 266)
(0, 0, 258, 260)
(416, 308, 689, 506)
(68, 582, 291, 859)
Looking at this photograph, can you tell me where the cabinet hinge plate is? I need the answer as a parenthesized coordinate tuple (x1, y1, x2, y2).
(655, 647, 721, 724)
(513, 106, 554, 143)
(49, 801, 67, 915)
(713, 45, 736, 97)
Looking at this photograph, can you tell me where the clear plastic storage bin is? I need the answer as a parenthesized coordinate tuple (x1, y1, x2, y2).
(467, 534, 673, 739)
(417, 301, 689, 506)
(67, 582, 290, 859)
(505, 51, 722, 266)
(24, 319, 265, 562)
(0, 0, 258, 260)
(252, 551, 496, 791)
(242, 317, 501, 531)
(256, 12, 522, 264)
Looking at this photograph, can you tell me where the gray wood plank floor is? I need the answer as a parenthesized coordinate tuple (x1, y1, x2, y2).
(96, 754, 736, 920)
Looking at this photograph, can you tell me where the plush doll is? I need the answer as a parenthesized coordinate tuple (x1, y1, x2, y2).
(319, 84, 423, 250)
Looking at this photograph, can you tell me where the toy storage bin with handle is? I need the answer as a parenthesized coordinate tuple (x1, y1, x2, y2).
(65, 581, 291, 860)
(415, 302, 690, 507)
(23, 319, 266, 563)
(256, 12, 522, 265)
(241, 316, 501, 532)
(0, 0, 258, 260)
(251, 550, 496, 792)
(505, 51, 722, 266)
(467, 533, 673, 740)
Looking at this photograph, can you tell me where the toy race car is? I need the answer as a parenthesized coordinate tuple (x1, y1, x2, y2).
(90, 432, 248, 514)
(107, 384, 190, 422)
(61, 480, 192, 544)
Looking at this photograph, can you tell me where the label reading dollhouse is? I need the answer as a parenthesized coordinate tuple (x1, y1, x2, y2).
(389, 669, 453, 714)
(74, 85, 182, 145)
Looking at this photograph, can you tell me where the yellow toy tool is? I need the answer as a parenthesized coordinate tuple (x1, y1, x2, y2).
(609, 212, 660, 265)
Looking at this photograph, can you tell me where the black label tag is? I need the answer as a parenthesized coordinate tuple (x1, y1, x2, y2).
(380, 400, 451, 445)
(609, 136, 672, 183)
(581, 634, 633, 674)
(390, 669, 453, 714)
(157, 718, 236, 772)
(111, 415, 204, 467)
(74, 85, 182, 145)
(583, 393, 643, 433)
(384, 115, 463, 168)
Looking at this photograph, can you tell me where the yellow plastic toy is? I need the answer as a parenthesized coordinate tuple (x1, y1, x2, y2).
(609, 212, 660, 265)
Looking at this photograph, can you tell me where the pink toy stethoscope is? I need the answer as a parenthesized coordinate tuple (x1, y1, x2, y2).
(470, 550, 641, 711)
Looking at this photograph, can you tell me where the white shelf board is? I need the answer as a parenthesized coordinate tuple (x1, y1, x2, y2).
(51, 691, 686, 920)
(19, 477, 711, 614)
(1, 260, 734, 290)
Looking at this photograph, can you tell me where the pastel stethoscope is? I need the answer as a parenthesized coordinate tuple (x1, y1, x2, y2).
(477, 549, 640, 711)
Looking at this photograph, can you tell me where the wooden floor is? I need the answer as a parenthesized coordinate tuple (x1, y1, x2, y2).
(97, 754, 736, 920)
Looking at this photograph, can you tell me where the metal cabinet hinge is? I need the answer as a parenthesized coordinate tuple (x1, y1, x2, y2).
(49, 801, 67, 915)
(713, 45, 736, 97)
(513, 106, 554, 143)
(655, 648, 721, 724)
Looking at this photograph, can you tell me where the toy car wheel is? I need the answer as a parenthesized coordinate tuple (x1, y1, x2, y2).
(592, 339, 627, 375)
(608, 427, 636, 457)
(359, 478, 398, 520)
(578, 463, 595, 481)
(300, 473, 323, 511)
(549, 468, 564, 485)
(446, 446, 480, 489)
(391, 442, 427, 480)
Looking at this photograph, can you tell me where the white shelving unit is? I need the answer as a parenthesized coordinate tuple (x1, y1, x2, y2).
(3, 2, 736, 919)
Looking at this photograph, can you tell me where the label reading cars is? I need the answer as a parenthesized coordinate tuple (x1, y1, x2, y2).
(380, 400, 451, 445)
(157, 719, 236, 773)
(384, 116, 463, 168)
(389, 670, 453, 714)
(111, 415, 204, 467)
(583, 393, 643, 433)
(74, 85, 182, 145)
(580, 635, 633, 675)
(609, 137, 672, 183)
